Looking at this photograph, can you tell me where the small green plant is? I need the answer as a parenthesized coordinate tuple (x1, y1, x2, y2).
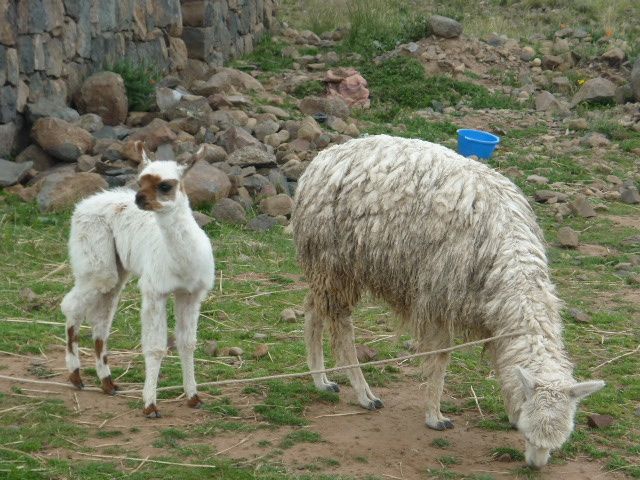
(292, 80, 326, 98)
(279, 429, 322, 449)
(491, 447, 525, 461)
(437, 455, 460, 466)
(107, 60, 160, 112)
(203, 397, 239, 417)
(431, 437, 451, 449)
(234, 36, 294, 72)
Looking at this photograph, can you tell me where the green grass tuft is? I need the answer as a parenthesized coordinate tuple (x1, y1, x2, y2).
(107, 60, 160, 112)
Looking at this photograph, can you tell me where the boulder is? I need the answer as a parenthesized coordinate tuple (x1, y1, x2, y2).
(557, 226, 579, 248)
(0, 159, 32, 187)
(259, 193, 294, 217)
(218, 126, 264, 153)
(299, 95, 350, 119)
(183, 160, 232, 206)
(32, 117, 95, 162)
(570, 194, 597, 218)
(247, 213, 278, 232)
(632, 56, 640, 101)
(195, 143, 228, 163)
(191, 68, 264, 96)
(15, 144, 55, 171)
(37, 171, 108, 212)
(227, 146, 277, 168)
(126, 118, 177, 152)
(75, 72, 128, 126)
(211, 198, 247, 225)
(535, 91, 569, 115)
(570, 77, 616, 107)
(428, 15, 462, 38)
(26, 98, 80, 124)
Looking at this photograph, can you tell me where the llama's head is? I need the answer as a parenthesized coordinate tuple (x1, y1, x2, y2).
(134, 142, 193, 212)
(514, 366, 604, 468)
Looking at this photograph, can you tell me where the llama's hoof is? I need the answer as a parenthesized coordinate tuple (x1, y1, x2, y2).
(372, 399, 384, 409)
(143, 404, 161, 419)
(363, 399, 383, 410)
(100, 376, 119, 396)
(427, 419, 454, 431)
(187, 394, 203, 409)
(69, 369, 84, 389)
(323, 382, 340, 393)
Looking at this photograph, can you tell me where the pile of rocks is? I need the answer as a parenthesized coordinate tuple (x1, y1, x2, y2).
(0, 61, 362, 231)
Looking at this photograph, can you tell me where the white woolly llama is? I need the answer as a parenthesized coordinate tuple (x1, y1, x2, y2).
(61, 143, 214, 418)
(292, 135, 604, 468)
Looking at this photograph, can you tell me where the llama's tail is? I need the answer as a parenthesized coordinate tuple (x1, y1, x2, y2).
(68, 214, 120, 294)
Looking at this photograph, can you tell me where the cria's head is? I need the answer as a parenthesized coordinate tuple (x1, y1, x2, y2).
(134, 142, 194, 212)
(514, 366, 604, 469)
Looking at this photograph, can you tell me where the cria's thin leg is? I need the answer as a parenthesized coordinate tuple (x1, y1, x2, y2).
(329, 311, 383, 410)
(304, 293, 339, 393)
(174, 289, 206, 409)
(90, 272, 128, 395)
(61, 285, 91, 389)
(140, 291, 168, 418)
(421, 332, 454, 430)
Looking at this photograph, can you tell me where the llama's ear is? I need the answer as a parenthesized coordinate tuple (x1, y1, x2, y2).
(515, 366, 537, 400)
(136, 141, 151, 168)
(567, 380, 605, 401)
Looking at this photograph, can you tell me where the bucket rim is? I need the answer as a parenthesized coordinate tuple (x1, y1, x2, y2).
(456, 129, 500, 145)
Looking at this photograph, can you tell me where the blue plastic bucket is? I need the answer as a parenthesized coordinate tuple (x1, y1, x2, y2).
(457, 129, 500, 159)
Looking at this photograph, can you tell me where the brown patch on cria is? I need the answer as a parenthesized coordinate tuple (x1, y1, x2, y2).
(69, 368, 84, 389)
(94, 338, 104, 359)
(102, 355, 108, 365)
(186, 394, 203, 409)
(114, 203, 127, 214)
(136, 175, 178, 211)
(66, 326, 78, 353)
(100, 376, 119, 395)
(143, 404, 161, 418)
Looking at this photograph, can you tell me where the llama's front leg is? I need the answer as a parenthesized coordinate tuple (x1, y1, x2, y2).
(174, 290, 206, 409)
(140, 291, 168, 418)
(329, 312, 383, 410)
(304, 294, 339, 393)
(421, 332, 453, 430)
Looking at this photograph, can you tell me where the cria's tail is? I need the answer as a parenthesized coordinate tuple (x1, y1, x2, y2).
(68, 214, 119, 293)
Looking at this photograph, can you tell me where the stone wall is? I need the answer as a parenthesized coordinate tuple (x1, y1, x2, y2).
(0, 0, 277, 157)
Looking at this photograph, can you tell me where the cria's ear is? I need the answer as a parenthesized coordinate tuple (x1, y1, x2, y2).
(177, 148, 199, 177)
(567, 380, 605, 401)
(515, 366, 537, 400)
(136, 141, 151, 168)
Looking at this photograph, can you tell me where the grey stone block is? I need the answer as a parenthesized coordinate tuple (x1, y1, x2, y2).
(0, 85, 17, 123)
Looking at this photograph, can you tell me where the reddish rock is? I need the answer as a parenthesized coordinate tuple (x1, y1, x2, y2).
(36, 171, 108, 213)
(587, 414, 614, 429)
(259, 193, 293, 217)
(75, 72, 128, 126)
(32, 117, 95, 162)
(183, 160, 231, 206)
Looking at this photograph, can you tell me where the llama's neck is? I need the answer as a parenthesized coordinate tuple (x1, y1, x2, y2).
(154, 196, 205, 264)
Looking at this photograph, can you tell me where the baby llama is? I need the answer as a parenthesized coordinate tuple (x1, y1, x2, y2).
(61, 143, 214, 418)
(292, 135, 604, 468)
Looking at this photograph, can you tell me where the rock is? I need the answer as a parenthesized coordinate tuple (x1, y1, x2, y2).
(156, 87, 183, 111)
(281, 308, 297, 323)
(37, 171, 108, 213)
(570, 195, 597, 218)
(218, 126, 264, 154)
(587, 414, 614, 429)
(192, 211, 214, 227)
(541, 55, 563, 70)
(227, 146, 277, 168)
(281, 159, 307, 180)
(571, 77, 616, 107)
(614, 84, 634, 105)
(19, 287, 43, 311)
(569, 308, 591, 323)
(195, 143, 228, 163)
(74, 113, 104, 133)
(601, 47, 625, 65)
(0, 159, 32, 187)
(32, 117, 95, 162)
(254, 120, 280, 142)
(192, 68, 264, 96)
(261, 105, 290, 119)
(428, 15, 462, 38)
(183, 160, 232, 206)
(27, 98, 80, 124)
(324, 69, 370, 109)
(75, 72, 128, 126)
(254, 333, 268, 340)
(126, 119, 177, 152)
(620, 186, 640, 204)
(15, 144, 55, 172)
(582, 132, 611, 149)
(355, 344, 378, 363)
(535, 91, 569, 114)
(248, 214, 278, 232)
(297, 116, 323, 142)
(76, 154, 99, 172)
(211, 198, 247, 225)
(253, 343, 269, 359)
(534, 190, 568, 203)
(631, 56, 640, 101)
(567, 118, 589, 130)
(260, 194, 293, 217)
(527, 174, 549, 185)
(299, 96, 350, 119)
(204, 340, 218, 356)
(520, 46, 535, 61)
(264, 130, 290, 148)
(228, 347, 244, 357)
(557, 226, 579, 248)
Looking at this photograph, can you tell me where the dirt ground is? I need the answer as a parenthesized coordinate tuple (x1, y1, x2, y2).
(0, 351, 625, 479)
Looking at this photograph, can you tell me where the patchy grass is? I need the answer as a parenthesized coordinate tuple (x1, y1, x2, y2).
(279, 429, 322, 449)
(107, 60, 160, 112)
(291, 79, 326, 98)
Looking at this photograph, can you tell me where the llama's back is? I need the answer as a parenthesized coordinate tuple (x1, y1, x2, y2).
(293, 135, 546, 330)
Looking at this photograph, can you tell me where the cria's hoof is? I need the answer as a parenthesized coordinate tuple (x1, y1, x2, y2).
(143, 404, 161, 418)
(323, 382, 340, 393)
(69, 369, 84, 389)
(372, 399, 384, 409)
(187, 394, 203, 409)
(100, 376, 119, 396)
(427, 419, 454, 431)
(364, 399, 383, 411)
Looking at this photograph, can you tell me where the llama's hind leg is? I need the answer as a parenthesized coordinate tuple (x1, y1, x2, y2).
(61, 285, 89, 388)
(90, 271, 128, 395)
(420, 331, 454, 430)
(140, 291, 168, 418)
(304, 293, 339, 393)
(174, 289, 206, 409)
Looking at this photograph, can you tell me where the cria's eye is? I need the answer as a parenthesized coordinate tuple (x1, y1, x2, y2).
(158, 183, 173, 193)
